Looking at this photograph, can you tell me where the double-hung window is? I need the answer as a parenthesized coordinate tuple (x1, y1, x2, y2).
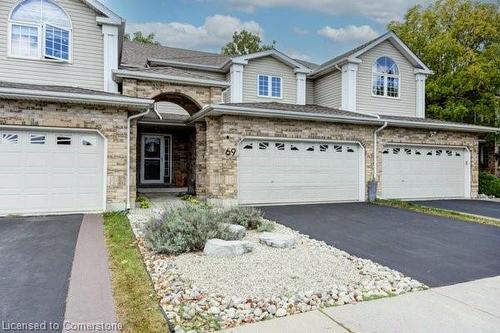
(9, 0, 72, 62)
(257, 75, 282, 98)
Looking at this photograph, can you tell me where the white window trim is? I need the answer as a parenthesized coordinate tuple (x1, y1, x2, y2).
(257, 74, 283, 99)
(371, 58, 401, 100)
(7, 1, 73, 63)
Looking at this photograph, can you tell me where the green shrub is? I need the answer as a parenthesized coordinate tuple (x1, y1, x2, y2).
(479, 171, 500, 197)
(257, 220, 275, 232)
(219, 206, 265, 230)
(136, 194, 151, 209)
(144, 205, 240, 255)
(178, 193, 202, 205)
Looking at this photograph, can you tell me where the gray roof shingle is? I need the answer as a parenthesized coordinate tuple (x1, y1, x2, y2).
(121, 40, 230, 68)
(0, 81, 125, 97)
(120, 66, 224, 81)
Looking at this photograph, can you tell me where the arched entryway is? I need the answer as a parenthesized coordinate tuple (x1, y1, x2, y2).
(136, 92, 201, 195)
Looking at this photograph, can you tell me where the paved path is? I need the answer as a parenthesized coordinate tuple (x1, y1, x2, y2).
(63, 214, 118, 332)
(414, 199, 500, 219)
(222, 276, 500, 333)
(0, 215, 82, 332)
(260, 203, 500, 287)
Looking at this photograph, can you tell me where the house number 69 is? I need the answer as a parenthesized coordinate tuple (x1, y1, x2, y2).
(225, 148, 236, 156)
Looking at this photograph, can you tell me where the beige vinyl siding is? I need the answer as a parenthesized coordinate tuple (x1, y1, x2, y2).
(357, 40, 416, 117)
(242, 56, 296, 104)
(306, 79, 314, 104)
(313, 70, 341, 109)
(223, 71, 231, 103)
(0, 0, 104, 90)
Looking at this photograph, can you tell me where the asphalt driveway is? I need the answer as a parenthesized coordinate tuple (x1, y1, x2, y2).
(0, 215, 83, 332)
(259, 203, 500, 287)
(413, 199, 500, 219)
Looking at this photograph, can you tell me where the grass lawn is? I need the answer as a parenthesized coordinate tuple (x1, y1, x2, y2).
(103, 212, 169, 333)
(375, 199, 500, 227)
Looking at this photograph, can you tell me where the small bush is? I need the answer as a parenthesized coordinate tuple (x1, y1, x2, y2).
(136, 194, 151, 209)
(219, 206, 265, 230)
(479, 171, 500, 197)
(178, 193, 202, 205)
(257, 220, 275, 232)
(144, 205, 240, 255)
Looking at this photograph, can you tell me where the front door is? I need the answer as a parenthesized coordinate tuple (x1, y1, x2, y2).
(141, 135, 165, 184)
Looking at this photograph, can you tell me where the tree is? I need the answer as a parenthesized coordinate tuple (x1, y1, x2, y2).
(124, 31, 158, 44)
(389, 0, 499, 128)
(222, 30, 276, 56)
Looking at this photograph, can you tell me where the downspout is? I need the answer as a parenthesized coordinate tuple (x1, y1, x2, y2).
(371, 115, 388, 201)
(127, 106, 152, 210)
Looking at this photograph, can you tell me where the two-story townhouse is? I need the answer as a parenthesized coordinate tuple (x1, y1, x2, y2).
(0, 0, 498, 216)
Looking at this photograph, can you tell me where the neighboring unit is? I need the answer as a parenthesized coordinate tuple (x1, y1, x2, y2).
(0, 0, 497, 215)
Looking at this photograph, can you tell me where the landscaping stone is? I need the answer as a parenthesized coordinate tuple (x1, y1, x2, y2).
(203, 239, 254, 257)
(259, 232, 297, 248)
(224, 223, 246, 238)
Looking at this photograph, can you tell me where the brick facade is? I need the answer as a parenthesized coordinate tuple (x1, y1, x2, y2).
(195, 115, 479, 203)
(0, 99, 133, 210)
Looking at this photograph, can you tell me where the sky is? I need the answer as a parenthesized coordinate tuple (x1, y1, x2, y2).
(100, 0, 431, 64)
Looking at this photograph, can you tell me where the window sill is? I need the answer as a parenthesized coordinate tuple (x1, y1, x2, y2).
(257, 95, 283, 100)
(7, 55, 71, 64)
(371, 93, 400, 100)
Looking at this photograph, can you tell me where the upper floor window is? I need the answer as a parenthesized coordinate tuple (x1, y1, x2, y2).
(9, 0, 72, 62)
(258, 75, 282, 98)
(372, 56, 399, 98)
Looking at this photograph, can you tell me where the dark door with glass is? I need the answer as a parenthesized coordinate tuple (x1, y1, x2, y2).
(141, 135, 164, 183)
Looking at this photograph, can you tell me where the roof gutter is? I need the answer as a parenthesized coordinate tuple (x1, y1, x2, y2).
(0, 87, 153, 109)
(382, 119, 499, 133)
(113, 69, 230, 88)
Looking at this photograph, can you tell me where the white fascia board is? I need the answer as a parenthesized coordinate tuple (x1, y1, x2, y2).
(148, 58, 227, 73)
(383, 119, 499, 133)
(84, 0, 122, 24)
(113, 69, 230, 88)
(0, 87, 153, 109)
(187, 104, 381, 125)
(232, 49, 312, 73)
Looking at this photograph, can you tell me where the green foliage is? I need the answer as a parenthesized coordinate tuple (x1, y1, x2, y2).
(136, 194, 151, 209)
(124, 31, 158, 44)
(144, 205, 240, 255)
(257, 220, 275, 232)
(178, 194, 202, 205)
(479, 171, 500, 197)
(218, 206, 265, 230)
(221, 30, 276, 56)
(389, 0, 500, 128)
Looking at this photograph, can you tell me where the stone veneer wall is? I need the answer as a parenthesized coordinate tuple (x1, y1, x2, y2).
(196, 115, 479, 203)
(0, 99, 132, 210)
(122, 78, 223, 109)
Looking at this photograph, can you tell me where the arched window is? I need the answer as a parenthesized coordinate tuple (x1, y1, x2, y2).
(372, 56, 399, 98)
(9, 0, 72, 61)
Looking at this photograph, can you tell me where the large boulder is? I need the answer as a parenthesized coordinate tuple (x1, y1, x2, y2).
(223, 223, 246, 238)
(203, 239, 254, 257)
(259, 233, 297, 248)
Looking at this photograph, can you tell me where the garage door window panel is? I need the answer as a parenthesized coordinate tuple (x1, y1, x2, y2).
(1, 133, 19, 144)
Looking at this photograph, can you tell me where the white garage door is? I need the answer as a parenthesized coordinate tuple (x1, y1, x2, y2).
(238, 139, 363, 205)
(381, 145, 469, 200)
(0, 129, 105, 215)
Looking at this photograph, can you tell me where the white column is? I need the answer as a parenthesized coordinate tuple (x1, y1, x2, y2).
(415, 73, 427, 118)
(296, 72, 306, 105)
(230, 64, 244, 103)
(341, 62, 359, 112)
(102, 24, 119, 93)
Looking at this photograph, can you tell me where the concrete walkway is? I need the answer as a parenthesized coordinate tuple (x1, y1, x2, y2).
(222, 276, 500, 333)
(63, 214, 119, 332)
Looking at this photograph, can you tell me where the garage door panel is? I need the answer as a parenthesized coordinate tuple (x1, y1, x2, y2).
(0, 128, 104, 215)
(381, 145, 466, 199)
(238, 139, 362, 205)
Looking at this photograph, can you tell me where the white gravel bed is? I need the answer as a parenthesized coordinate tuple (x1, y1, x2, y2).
(129, 209, 427, 333)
